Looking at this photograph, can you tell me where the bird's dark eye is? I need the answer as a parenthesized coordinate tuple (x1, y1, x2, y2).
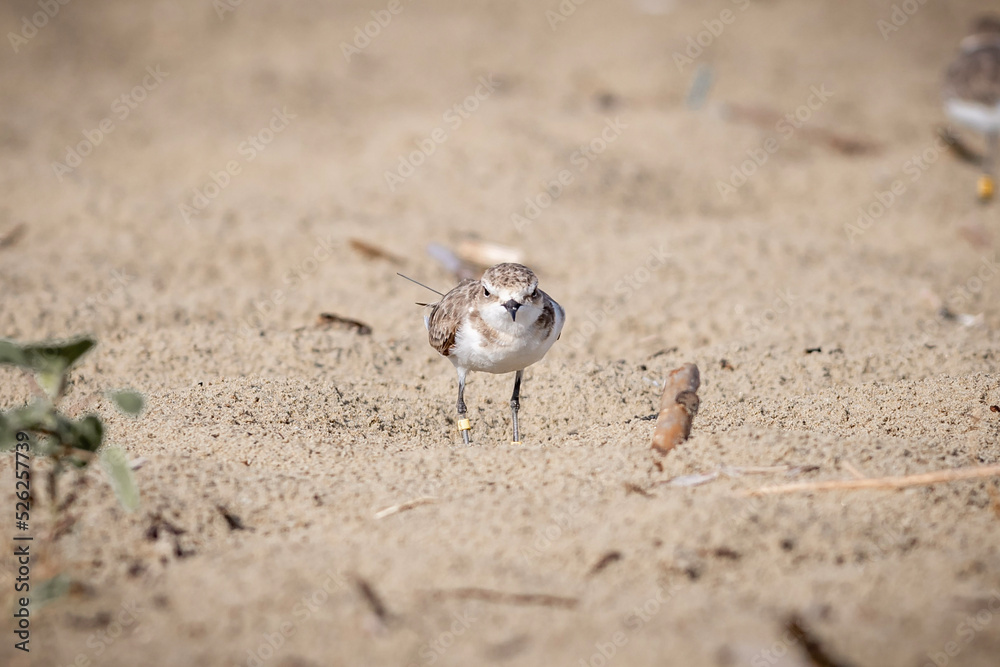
(530, 289, 538, 299)
(483, 287, 490, 297)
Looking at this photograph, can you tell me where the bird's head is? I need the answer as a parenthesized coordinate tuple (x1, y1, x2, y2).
(479, 263, 545, 325)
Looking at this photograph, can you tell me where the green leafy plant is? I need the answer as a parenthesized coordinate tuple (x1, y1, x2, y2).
(0, 336, 143, 512)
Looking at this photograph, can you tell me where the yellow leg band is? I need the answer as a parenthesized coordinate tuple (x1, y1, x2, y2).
(977, 175, 995, 201)
(457, 418, 472, 432)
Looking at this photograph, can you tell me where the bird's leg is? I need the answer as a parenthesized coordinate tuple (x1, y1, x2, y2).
(988, 130, 999, 176)
(510, 369, 523, 445)
(980, 130, 998, 201)
(456, 368, 471, 445)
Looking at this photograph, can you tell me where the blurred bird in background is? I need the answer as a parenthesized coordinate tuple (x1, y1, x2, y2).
(943, 15, 1000, 202)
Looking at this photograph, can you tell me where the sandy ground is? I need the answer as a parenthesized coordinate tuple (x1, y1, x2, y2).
(2, 0, 1000, 665)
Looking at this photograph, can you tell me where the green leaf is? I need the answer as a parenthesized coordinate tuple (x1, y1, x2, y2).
(101, 446, 139, 511)
(0, 416, 42, 453)
(0, 339, 28, 365)
(0, 414, 14, 451)
(109, 389, 145, 416)
(0, 337, 96, 399)
(30, 574, 71, 611)
(1, 401, 65, 450)
(72, 415, 104, 452)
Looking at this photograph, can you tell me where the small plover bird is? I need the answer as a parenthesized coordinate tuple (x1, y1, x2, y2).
(943, 15, 1000, 200)
(424, 263, 564, 445)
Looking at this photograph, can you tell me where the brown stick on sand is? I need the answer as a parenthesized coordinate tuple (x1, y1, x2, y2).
(744, 464, 1000, 496)
(651, 363, 700, 455)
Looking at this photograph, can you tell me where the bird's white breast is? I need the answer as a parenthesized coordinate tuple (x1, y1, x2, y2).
(946, 98, 1000, 133)
(451, 300, 563, 374)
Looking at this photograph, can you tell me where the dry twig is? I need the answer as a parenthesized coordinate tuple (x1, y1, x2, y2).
(428, 587, 578, 609)
(316, 313, 372, 335)
(374, 496, 437, 519)
(353, 574, 393, 626)
(651, 363, 700, 455)
(841, 461, 866, 480)
(0, 222, 25, 249)
(786, 614, 855, 667)
(588, 551, 623, 576)
(744, 464, 1000, 496)
(348, 238, 403, 264)
(721, 103, 881, 155)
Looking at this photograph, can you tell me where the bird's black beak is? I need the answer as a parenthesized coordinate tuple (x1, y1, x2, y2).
(503, 299, 521, 321)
